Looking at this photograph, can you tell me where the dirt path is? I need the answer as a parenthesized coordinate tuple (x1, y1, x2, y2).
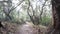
(15, 24, 39, 34)
(0, 21, 49, 34)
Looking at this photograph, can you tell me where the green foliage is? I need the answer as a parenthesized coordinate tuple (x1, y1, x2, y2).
(0, 0, 52, 26)
(40, 16, 51, 26)
(0, 5, 6, 20)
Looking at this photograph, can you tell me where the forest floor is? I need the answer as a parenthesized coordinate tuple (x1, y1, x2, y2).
(0, 21, 50, 34)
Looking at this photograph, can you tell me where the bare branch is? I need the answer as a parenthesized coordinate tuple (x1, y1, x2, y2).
(38, 0, 47, 23)
(27, 0, 35, 23)
(27, 0, 40, 25)
(39, 0, 47, 16)
(2, 0, 24, 20)
(9, 0, 24, 13)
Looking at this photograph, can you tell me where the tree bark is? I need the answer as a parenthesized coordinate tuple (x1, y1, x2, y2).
(52, 0, 60, 34)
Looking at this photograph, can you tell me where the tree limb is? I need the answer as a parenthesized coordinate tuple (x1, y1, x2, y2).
(9, 0, 24, 13)
(27, 0, 34, 23)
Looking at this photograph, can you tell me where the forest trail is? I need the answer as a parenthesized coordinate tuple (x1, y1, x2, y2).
(0, 22, 48, 34)
(16, 24, 39, 34)
(16, 23, 48, 34)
